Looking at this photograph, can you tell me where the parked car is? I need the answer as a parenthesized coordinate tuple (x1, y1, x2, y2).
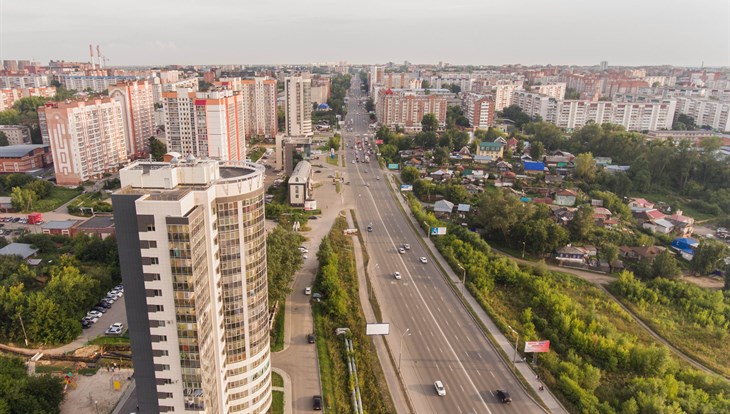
(496, 389, 512, 403)
(81, 320, 91, 329)
(105, 326, 123, 335)
(83, 315, 98, 324)
(394, 271, 401, 280)
(87, 310, 102, 318)
(312, 395, 322, 410)
(99, 301, 112, 309)
(93, 306, 108, 313)
(304, 287, 312, 295)
(110, 322, 124, 330)
(403, 244, 410, 250)
(308, 334, 315, 344)
(434, 380, 446, 396)
(398, 248, 405, 254)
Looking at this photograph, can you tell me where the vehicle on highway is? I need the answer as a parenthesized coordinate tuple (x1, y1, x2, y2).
(394, 271, 401, 280)
(352, 160, 356, 164)
(304, 287, 312, 295)
(496, 389, 512, 403)
(434, 380, 446, 396)
(398, 247, 405, 254)
(312, 395, 322, 410)
(308, 334, 315, 344)
(403, 243, 410, 250)
(376, 176, 380, 180)
(367, 223, 373, 232)
(419, 257, 428, 264)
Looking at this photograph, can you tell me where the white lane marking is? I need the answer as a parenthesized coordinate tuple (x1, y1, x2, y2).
(466, 336, 471, 344)
(490, 371, 496, 378)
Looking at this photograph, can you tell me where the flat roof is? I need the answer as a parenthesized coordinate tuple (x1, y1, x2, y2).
(77, 215, 115, 229)
(42, 220, 79, 230)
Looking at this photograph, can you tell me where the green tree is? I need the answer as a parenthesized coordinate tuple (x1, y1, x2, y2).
(651, 250, 682, 278)
(149, 137, 167, 161)
(570, 205, 594, 241)
(421, 113, 438, 133)
(445, 184, 470, 205)
(530, 141, 545, 160)
(0, 109, 20, 125)
(601, 243, 619, 265)
(574, 152, 597, 182)
(400, 166, 420, 184)
(475, 190, 522, 241)
(10, 187, 36, 212)
(0, 132, 8, 147)
(690, 239, 730, 275)
(433, 146, 450, 165)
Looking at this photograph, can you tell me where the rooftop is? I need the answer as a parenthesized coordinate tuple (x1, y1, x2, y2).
(0, 243, 38, 259)
(0, 144, 48, 158)
(42, 220, 79, 230)
(77, 214, 115, 229)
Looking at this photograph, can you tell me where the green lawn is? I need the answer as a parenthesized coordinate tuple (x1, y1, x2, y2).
(269, 390, 284, 414)
(34, 187, 83, 212)
(87, 331, 130, 346)
(271, 371, 284, 388)
(270, 302, 286, 352)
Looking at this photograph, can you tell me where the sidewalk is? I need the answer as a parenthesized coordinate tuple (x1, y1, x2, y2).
(346, 212, 411, 414)
(385, 172, 568, 414)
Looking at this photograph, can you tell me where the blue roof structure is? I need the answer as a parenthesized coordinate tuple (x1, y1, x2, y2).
(317, 103, 330, 110)
(523, 161, 545, 171)
(671, 237, 699, 255)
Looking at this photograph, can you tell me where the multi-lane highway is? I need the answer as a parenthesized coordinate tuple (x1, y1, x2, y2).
(344, 79, 545, 414)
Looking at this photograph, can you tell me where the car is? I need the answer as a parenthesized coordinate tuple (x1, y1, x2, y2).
(312, 395, 322, 410)
(309, 216, 318, 220)
(110, 322, 125, 330)
(93, 306, 108, 313)
(376, 176, 380, 180)
(81, 320, 91, 329)
(87, 310, 102, 318)
(99, 301, 112, 309)
(114, 285, 124, 291)
(352, 160, 356, 164)
(398, 248, 405, 254)
(307, 334, 315, 344)
(105, 326, 123, 336)
(111, 289, 123, 297)
(304, 287, 312, 295)
(434, 380, 446, 396)
(83, 315, 99, 324)
(404, 244, 410, 250)
(496, 389, 512, 403)
(299, 246, 309, 253)
(394, 271, 401, 280)
(419, 257, 428, 264)
(364, 169, 368, 173)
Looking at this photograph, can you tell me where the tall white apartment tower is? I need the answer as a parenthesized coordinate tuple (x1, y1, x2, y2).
(108, 80, 156, 159)
(113, 158, 271, 414)
(284, 76, 312, 136)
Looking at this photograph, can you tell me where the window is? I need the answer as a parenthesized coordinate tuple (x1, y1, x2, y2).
(151, 257, 159, 265)
(147, 225, 156, 232)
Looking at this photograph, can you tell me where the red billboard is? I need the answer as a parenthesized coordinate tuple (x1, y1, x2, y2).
(375, 139, 384, 145)
(524, 340, 550, 353)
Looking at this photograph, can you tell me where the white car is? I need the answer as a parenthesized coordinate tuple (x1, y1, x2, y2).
(105, 326, 123, 335)
(419, 257, 428, 264)
(87, 310, 103, 318)
(299, 246, 309, 253)
(398, 248, 405, 254)
(110, 322, 124, 330)
(404, 244, 410, 250)
(352, 160, 356, 164)
(434, 380, 446, 396)
(394, 272, 401, 280)
(304, 287, 312, 295)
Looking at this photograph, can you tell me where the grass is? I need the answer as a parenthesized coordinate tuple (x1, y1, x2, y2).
(87, 332, 130, 346)
(326, 155, 338, 166)
(67, 191, 113, 216)
(335, 182, 341, 193)
(312, 304, 337, 413)
(269, 391, 284, 414)
(34, 186, 83, 212)
(35, 364, 74, 374)
(270, 301, 286, 352)
(271, 371, 284, 388)
(249, 146, 266, 162)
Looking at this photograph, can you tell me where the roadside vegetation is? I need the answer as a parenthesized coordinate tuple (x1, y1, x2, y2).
(0, 233, 119, 345)
(406, 193, 730, 413)
(0, 355, 64, 412)
(0, 174, 82, 213)
(267, 225, 305, 351)
(312, 216, 395, 414)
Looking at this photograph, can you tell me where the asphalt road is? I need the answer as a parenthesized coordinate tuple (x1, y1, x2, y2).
(345, 81, 544, 414)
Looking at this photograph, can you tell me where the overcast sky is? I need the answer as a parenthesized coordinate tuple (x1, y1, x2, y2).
(1, 0, 728, 67)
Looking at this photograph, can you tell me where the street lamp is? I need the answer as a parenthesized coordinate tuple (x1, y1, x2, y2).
(398, 328, 411, 373)
(522, 241, 526, 259)
(507, 325, 519, 370)
(457, 264, 466, 297)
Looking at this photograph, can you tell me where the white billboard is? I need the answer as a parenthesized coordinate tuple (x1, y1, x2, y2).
(366, 323, 390, 336)
(430, 227, 447, 236)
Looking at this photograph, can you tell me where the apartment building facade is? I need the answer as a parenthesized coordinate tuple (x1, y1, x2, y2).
(284, 76, 312, 136)
(38, 98, 129, 185)
(493, 83, 523, 111)
(0, 86, 56, 110)
(219, 77, 278, 139)
(109, 80, 156, 159)
(59, 75, 143, 92)
(0, 75, 50, 89)
(531, 83, 566, 100)
(163, 89, 247, 160)
(0, 125, 31, 145)
(675, 96, 730, 131)
(464, 93, 495, 130)
(113, 158, 271, 414)
(376, 90, 448, 132)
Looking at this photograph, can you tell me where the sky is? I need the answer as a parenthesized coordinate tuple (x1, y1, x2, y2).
(1, 0, 728, 67)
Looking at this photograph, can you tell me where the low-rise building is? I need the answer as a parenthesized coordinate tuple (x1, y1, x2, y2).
(41, 220, 79, 236)
(288, 160, 312, 207)
(477, 141, 504, 159)
(0, 144, 52, 173)
(554, 189, 577, 206)
(72, 214, 116, 239)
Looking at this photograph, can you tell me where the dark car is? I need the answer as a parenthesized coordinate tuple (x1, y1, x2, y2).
(496, 389, 512, 404)
(93, 306, 108, 313)
(308, 334, 315, 344)
(312, 395, 322, 410)
(80, 320, 91, 329)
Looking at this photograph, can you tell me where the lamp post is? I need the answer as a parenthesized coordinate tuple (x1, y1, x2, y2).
(457, 264, 466, 296)
(398, 328, 411, 373)
(522, 241, 526, 259)
(424, 221, 430, 239)
(508, 325, 519, 370)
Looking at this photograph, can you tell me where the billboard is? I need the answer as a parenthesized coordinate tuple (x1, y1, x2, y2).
(430, 227, 447, 236)
(388, 164, 400, 170)
(304, 200, 318, 211)
(366, 323, 390, 336)
(524, 340, 550, 353)
(400, 185, 413, 192)
(375, 139, 384, 145)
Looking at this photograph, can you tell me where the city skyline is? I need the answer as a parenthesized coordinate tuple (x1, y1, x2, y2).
(1, 0, 728, 67)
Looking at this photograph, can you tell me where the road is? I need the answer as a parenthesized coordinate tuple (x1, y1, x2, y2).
(344, 81, 544, 414)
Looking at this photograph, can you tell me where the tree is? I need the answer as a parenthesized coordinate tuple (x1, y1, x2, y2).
(500, 105, 532, 129)
(421, 113, 438, 133)
(10, 187, 36, 212)
(400, 166, 420, 184)
(570, 205, 594, 241)
(475, 190, 523, 241)
(601, 243, 619, 265)
(149, 137, 167, 161)
(690, 239, 730, 275)
(0, 132, 8, 147)
(574, 152, 597, 182)
(530, 141, 545, 160)
(651, 250, 682, 278)
(0, 109, 20, 125)
(433, 146, 450, 165)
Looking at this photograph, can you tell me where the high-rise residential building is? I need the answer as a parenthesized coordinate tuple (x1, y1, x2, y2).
(3, 60, 18, 72)
(512, 91, 557, 121)
(58, 75, 143, 92)
(464, 93, 495, 130)
(376, 89, 448, 132)
(675, 96, 730, 131)
(284, 76, 312, 136)
(369, 66, 384, 95)
(531, 83, 566, 100)
(0, 86, 56, 110)
(38, 98, 129, 185)
(0, 75, 50, 89)
(113, 158, 271, 414)
(219, 77, 278, 139)
(600, 61, 609, 71)
(493, 83, 523, 111)
(163, 88, 247, 160)
(108, 80, 156, 159)
(309, 76, 331, 106)
(0, 125, 31, 145)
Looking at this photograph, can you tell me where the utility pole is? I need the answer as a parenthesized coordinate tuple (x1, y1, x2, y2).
(508, 325, 519, 371)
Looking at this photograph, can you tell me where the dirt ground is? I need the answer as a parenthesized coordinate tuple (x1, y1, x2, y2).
(683, 275, 725, 289)
(60, 367, 133, 414)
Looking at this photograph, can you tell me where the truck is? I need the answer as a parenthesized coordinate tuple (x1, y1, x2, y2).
(27, 212, 43, 224)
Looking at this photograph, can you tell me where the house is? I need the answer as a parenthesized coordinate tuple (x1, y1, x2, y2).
(619, 245, 667, 262)
(506, 137, 518, 152)
(478, 141, 504, 159)
(73, 214, 116, 239)
(495, 161, 512, 172)
(473, 155, 494, 164)
(0, 197, 11, 211)
(602, 218, 620, 229)
(633, 208, 665, 224)
(494, 137, 507, 146)
(593, 207, 613, 221)
(523, 161, 545, 174)
(552, 206, 576, 224)
(554, 189, 577, 206)
(0, 243, 38, 260)
(555, 246, 587, 264)
(42, 220, 79, 236)
(433, 200, 455, 217)
(594, 157, 612, 166)
(628, 198, 655, 211)
(642, 218, 675, 234)
(544, 174, 563, 185)
(666, 210, 695, 237)
(670, 237, 699, 261)
(457, 204, 471, 218)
